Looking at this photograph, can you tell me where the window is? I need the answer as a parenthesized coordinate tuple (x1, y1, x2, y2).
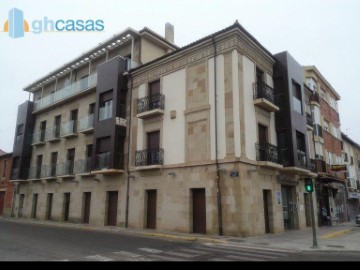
(54, 115, 61, 137)
(323, 120, 329, 132)
(36, 155, 43, 178)
(344, 152, 348, 162)
(2, 160, 7, 177)
(67, 148, 75, 175)
(306, 77, 317, 91)
(40, 121, 46, 141)
(99, 90, 113, 121)
(15, 124, 23, 144)
(96, 137, 111, 169)
(89, 103, 95, 115)
(296, 131, 306, 166)
(70, 109, 78, 133)
(320, 89, 326, 100)
(350, 156, 354, 165)
(292, 81, 302, 114)
(328, 151, 333, 165)
(148, 80, 161, 110)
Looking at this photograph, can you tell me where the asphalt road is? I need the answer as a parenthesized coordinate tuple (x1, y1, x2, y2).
(0, 220, 359, 261)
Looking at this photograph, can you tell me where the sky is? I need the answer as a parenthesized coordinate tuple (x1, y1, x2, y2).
(0, 0, 359, 153)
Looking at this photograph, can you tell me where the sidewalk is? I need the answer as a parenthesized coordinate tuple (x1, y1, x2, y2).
(1, 217, 359, 252)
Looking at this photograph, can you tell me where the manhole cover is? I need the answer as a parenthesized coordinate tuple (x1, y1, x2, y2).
(327, 245, 345, 248)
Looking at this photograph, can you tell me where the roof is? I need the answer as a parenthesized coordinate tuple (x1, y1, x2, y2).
(24, 26, 177, 92)
(130, 21, 275, 73)
(341, 132, 360, 150)
(303, 65, 341, 100)
(0, 150, 12, 158)
(0, 149, 6, 156)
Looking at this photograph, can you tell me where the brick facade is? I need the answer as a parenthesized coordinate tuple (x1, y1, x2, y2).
(0, 152, 14, 216)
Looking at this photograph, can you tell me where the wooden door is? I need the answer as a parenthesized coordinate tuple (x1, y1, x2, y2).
(258, 124, 268, 160)
(149, 80, 160, 109)
(147, 131, 160, 165)
(31, 194, 38, 219)
(18, 194, 24, 218)
(0, 191, 5, 215)
(107, 191, 118, 226)
(146, 190, 157, 229)
(263, 190, 270, 233)
(46, 193, 53, 220)
(63, 193, 70, 221)
(193, 189, 206, 234)
(83, 192, 91, 224)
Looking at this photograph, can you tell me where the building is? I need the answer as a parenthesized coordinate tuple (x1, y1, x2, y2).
(11, 25, 177, 224)
(341, 132, 360, 220)
(272, 51, 318, 230)
(303, 66, 347, 226)
(0, 150, 14, 216)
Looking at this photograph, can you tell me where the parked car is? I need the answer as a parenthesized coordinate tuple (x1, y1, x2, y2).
(356, 215, 360, 225)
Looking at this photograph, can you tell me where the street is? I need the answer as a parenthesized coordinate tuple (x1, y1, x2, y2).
(0, 220, 359, 261)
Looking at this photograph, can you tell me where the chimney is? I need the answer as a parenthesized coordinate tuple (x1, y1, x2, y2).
(165, 23, 174, 44)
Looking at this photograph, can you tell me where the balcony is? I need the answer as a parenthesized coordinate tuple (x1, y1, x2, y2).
(135, 148, 164, 170)
(60, 120, 78, 138)
(99, 104, 113, 121)
(75, 158, 92, 175)
(253, 82, 279, 112)
(313, 124, 323, 137)
(28, 166, 42, 180)
(79, 114, 94, 133)
(310, 92, 320, 104)
(34, 73, 97, 112)
(297, 150, 307, 168)
(309, 159, 316, 173)
(46, 126, 61, 142)
(11, 168, 20, 180)
(56, 161, 75, 178)
(137, 94, 165, 119)
(255, 142, 283, 169)
(92, 152, 124, 174)
(40, 164, 57, 179)
(306, 113, 313, 130)
(31, 130, 46, 146)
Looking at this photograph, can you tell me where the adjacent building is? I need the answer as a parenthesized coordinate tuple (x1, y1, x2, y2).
(0, 150, 14, 216)
(341, 132, 360, 221)
(304, 66, 347, 225)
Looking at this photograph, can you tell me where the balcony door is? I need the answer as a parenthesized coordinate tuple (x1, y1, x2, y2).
(70, 109, 78, 133)
(149, 80, 160, 110)
(67, 148, 75, 174)
(147, 131, 160, 165)
(54, 115, 61, 137)
(258, 124, 268, 161)
(51, 152, 58, 177)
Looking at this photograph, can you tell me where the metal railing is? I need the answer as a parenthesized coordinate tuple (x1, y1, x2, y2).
(31, 130, 46, 144)
(126, 58, 139, 70)
(57, 161, 75, 176)
(99, 104, 113, 121)
(310, 92, 320, 103)
(297, 150, 307, 168)
(11, 168, 20, 180)
(255, 142, 280, 164)
(34, 73, 97, 111)
(253, 82, 277, 105)
(93, 152, 111, 170)
(41, 164, 57, 178)
(60, 120, 77, 137)
(306, 113, 313, 126)
(28, 166, 42, 179)
(78, 114, 94, 131)
(135, 148, 164, 166)
(309, 158, 316, 172)
(45, 126, 61, 141)
(75, 158, 92, 174)
(137, 94, 165, 114)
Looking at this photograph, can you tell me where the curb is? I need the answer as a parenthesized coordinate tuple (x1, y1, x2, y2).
(141, 232, 198, 241)
(320, 229, 352, 239)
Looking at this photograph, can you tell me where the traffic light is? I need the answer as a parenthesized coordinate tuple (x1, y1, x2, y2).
(305, 178, 314, 193)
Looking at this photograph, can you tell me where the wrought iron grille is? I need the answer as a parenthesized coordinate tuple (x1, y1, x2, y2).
(135, 148, 164, 166)
(137, 94, 165, 114)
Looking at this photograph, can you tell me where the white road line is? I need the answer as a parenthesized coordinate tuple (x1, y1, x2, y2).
(205, 244, 288, 257)
(212, 243, 294, 254)
(149, 254, 188, 261)
(85, 255, 114, 261)
(195, 245, 278, 259)
(225, 254, 265, 261)
(179, 248, 208, 255)
(113, 251, 142, 258)
(165, 251, 198, 258)
(138, 247, 163, 254)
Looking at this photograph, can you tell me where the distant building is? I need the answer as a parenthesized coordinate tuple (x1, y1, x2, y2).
(0, 150, 14, 216)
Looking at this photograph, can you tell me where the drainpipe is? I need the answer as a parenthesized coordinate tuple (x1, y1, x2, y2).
(124, 72, 133, 228)
(212, 36, 223, 236)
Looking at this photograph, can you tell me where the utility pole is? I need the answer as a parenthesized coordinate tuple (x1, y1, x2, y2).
(310, 186, 319, 248)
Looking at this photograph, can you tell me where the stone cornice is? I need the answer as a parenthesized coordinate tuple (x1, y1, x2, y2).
(131, 30, 274, 87)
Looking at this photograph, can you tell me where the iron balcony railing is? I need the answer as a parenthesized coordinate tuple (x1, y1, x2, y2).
(41, 164, 57, 178)
(45, 126, 61, 141)
(255, 142, 281, 164)
(297, 150, 307, 168)
(137, 94, 165, 114)
(93, 152, 110, 170)
(99, 104, 113, 121)
(74, 158, 92, 174)
(78, 114, 94, 131)
(31, 130, 46, 144)
(60, 120, 77, 137)
(253, 82, 277, 105)
(306, 113, 313, 126)
(34, 73, 97, 111)
(309, 158, 316, 172)
(57, 161, 75, 176)
(135, 148, 164, 166)
(28, 166, 42, 179)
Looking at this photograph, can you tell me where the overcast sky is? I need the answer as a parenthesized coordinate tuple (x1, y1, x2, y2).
(0, 0, 359, 153)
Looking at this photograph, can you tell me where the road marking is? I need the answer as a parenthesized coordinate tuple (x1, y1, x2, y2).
(113, 251, 142, 258)
(204, 242, 293, 254)
(165, 251, 198, 258)
(179, 248, 208, 255)
(320, 229, 352, 239)
(138, 247, 163, 254)
(225, 254, 265, 261)
(195, 245, 279, 259)
(148, 254, 188, 261)
(85, 255, 114, 261)
(207, 244, 288, 257)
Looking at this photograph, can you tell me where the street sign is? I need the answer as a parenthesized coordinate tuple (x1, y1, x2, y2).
(330, 164, 347, 171)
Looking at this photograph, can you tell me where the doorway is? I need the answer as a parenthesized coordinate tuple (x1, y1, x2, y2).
(304, 193, 312, 227)
(192, 188, 206, 234)
(46, 193, 53, 220)
(18, 194, 25, 218)
(31, 194, 38, 219)
(63, 193, 70, 221)
(106, 191, 118, 226)
(147, 131, 160, 165)
(146, 190, 157, 229)
(263, 190, 271, 233)
(0, 191, 5, 215)
(83, 192, 91, 224)
(281, 185, 298, 230)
